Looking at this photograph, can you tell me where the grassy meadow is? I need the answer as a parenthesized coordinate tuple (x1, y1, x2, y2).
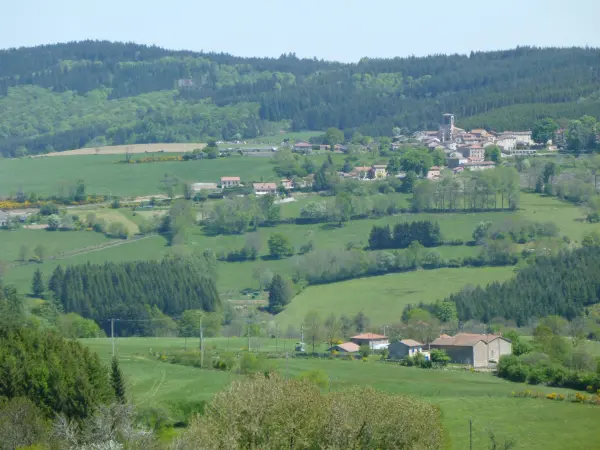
(81, 337, 600, 450)
(274, 267, 516, 327)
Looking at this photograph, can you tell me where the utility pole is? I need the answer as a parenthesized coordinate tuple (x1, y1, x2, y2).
(301, 324, 304, 343)
(275, 322, 279, 352)
(111, 318, 115, 358)
(199, 316, 204, 369)
(248, 321, 251, 352)
(469, 419, 473, 450)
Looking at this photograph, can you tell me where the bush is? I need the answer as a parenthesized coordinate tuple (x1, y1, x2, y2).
(507, 364, 529, 382)
(179, 374, 445, 449)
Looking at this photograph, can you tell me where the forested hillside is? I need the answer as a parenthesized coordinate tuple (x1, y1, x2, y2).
(444, 247, 600, 326)
(1, 41, 600, 156)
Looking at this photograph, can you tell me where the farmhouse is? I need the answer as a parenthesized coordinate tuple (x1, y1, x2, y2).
(350, 333, 389, 350)
(220, 176, 241, 187)
(293, 141, 313, 152)
(388, 339, 429, 360)
(328, 342, 360, 353)
(0, 211, 8, 227)
(253, 182, 278, 196)
(430, 333, 512, 368)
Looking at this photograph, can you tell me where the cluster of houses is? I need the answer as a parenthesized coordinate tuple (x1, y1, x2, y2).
(190, 176, 297, 196)
(328, 332, 512, 368)
(412, 113, 543, 176)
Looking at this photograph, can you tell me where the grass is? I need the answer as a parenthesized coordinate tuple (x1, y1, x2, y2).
(0, 138, 339, 198)
(0, 155, 276, 198)
(3, 235, 169, 294)
(80, 337, 600, 450)
(274, 267, 516, 327)
(0, 229, 113, 262)
(4, 191, 600, 321)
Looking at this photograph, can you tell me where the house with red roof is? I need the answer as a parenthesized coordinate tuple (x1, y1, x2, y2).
(220, 176, 241, 187)
(293, 141, 313, 152)
(350, 332, 389, 350)
(328, 342, 360, 353)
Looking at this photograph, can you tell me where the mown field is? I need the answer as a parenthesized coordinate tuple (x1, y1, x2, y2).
(274, 267, 516, 327)
(81, 337, 600, 450)
(0, 132, 325, 197)
(0, 155, 277, 198)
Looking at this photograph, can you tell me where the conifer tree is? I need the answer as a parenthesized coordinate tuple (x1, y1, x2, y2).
(268, 274, 293, 313)
(111, 357, 127, 404)
(31, 268, 45, 298)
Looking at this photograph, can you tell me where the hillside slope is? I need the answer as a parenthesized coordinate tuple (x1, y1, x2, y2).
(1, 41, 599, 156)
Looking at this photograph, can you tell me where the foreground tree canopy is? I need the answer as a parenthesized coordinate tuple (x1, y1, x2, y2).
(179, 374, 444, 449)
(1, 41, 600, 155)
(0, 326, 113, 420)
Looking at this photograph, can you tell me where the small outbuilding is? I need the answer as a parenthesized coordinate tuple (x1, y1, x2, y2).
(328, 342, 360, 353)
(388, 339, 426, 359)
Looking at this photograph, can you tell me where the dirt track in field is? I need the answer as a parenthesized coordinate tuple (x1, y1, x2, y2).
(35, 143, 206, 157)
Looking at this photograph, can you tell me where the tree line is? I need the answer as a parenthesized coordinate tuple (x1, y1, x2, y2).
(44, 257, 220, 336)
(368, 220, 442, 250)
(444, 247, 600, 326)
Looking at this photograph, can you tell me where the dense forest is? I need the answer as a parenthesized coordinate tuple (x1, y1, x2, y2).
(445, 247, 600, 325)
(47, 259, 220, 335)
(1, 41, 599, 156)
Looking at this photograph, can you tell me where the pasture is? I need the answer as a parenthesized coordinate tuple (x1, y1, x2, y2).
(0, 155, 277, 198)
(0, 229, 113, 263)
(274, 267, 517, 327)
(81, 337, 600, 450)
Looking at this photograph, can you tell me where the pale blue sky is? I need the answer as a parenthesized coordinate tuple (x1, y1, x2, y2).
(2, 0, 600, 61)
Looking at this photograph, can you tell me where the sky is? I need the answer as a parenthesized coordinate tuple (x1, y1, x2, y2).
(2, 0, 600, 62)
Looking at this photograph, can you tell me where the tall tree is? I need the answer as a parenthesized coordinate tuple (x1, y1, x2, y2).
(31, 269, 44, 298)
(111, 357, 127, 404)
(267, 274, 293, 313)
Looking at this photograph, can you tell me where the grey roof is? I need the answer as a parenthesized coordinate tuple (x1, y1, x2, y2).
(400, 339, 423, 347)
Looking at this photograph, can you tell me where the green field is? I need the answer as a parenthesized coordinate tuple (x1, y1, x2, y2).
(275, 267, 517, 327)
(0, 228, 113, 262)
(81, 337, 600, 450)
(5, 191, 600, 322)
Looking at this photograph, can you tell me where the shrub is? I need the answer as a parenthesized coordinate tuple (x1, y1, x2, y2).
(179, 374, 445, 449)
(507, 363, 529, 382)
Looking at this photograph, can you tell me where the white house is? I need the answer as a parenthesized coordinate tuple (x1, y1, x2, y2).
(0, 211, 8, 227)
(350, 333, 389, 350)
(388, 339, 429, 360)
(220, 176, 241, 188)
